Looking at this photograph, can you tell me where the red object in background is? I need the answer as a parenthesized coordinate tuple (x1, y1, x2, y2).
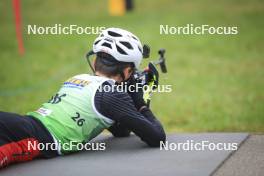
(13, 0, 25, 55)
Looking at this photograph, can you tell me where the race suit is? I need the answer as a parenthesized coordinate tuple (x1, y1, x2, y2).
(0, 74, 166, 168)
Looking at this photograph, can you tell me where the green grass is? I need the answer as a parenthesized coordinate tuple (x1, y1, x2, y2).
(0, 0, 263, 132)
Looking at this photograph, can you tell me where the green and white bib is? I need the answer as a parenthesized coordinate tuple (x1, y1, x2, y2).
(27, 74, 114, 154)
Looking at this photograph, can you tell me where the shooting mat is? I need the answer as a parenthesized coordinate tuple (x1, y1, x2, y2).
(1, 133, 248, 176)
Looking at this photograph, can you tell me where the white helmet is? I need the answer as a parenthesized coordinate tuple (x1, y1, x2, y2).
(93, 28, 143, 69)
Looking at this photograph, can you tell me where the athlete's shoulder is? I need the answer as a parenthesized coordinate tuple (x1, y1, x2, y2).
(68, 74, 115, 86)
(71, 74, 90, 79)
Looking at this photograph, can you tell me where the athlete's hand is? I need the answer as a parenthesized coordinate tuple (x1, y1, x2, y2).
(126, 76, 146, 111)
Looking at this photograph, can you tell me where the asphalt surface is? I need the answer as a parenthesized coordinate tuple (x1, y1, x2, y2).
(213, 135, 264, 176)
(0, 133, 249, 176)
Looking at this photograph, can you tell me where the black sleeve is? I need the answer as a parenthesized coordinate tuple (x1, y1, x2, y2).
(94, 82, 166, 147)
(108, 122, 131, 137)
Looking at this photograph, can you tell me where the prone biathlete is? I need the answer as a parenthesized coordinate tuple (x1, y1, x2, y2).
(0, 28, 166, 169)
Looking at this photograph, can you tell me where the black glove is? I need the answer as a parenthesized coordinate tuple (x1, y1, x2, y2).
(145, 63, 159, 90)
(126, 76, 146, 110)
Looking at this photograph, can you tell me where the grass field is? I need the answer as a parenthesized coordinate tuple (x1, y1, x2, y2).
(0, 0, 263, 132)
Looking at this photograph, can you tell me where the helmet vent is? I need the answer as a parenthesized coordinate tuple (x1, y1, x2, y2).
(116, 45, 128, 55)
(132, 36, 138, 41)
(120, 41, 133, 49)
(105, 38, 113, 43)
(94, 39, 101, 45)
(102, 42, 112, 49)
(138, 46, 142, 53)
(108, 31, 122, 37)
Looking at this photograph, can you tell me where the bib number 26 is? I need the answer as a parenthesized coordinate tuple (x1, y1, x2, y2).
(71, 112, 85, 127)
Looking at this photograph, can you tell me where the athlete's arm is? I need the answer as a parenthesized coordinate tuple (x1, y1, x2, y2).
(108, 122, 131, 137)
(94, 82, 166, 147)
